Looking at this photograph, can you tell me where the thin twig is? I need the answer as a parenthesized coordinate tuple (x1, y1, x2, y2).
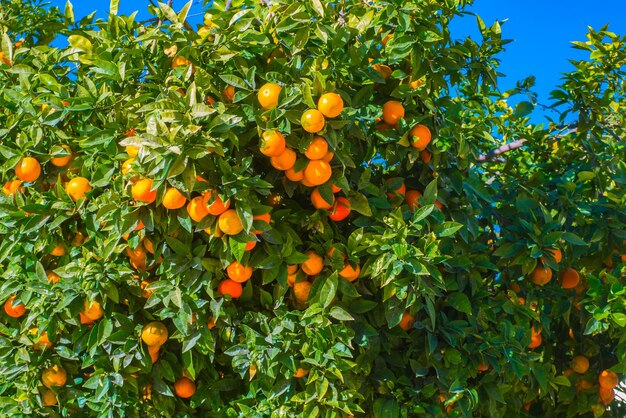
(225, 0, 233, 11)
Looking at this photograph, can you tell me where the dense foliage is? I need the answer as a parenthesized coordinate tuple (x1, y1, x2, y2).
(0, 0, 624, 417)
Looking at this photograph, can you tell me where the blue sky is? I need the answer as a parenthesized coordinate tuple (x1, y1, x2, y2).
(47, 0, 626, 123)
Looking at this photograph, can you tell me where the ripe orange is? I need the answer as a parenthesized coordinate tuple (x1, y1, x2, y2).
(386, 178, 406, 198)
(311, 187, 334, 210)
(322, 151, 334, 163)
(227, 261, 253, 283)
(50, 144, 72, 167)
(141, 321, 169, 347)
(294, 368, 309, 378)
(528, 327, 542, 349)
(477, 362, 490, 373)
(4, 296, 26, 318)
(317, 92, 343, 118)
(560, 268, 580, 289)
(571, 355, 590, 374)
(301, 109, 325, 133)
(381, 33, 393, 46)
(203, 191, 231, 216)
(420, 149, 432, 163)
(142, 238, 154, 254)
(398, 311, 415, 331)
(303, 160, 332, 186)
(530, 265, 552, 286)
(260, 130, 286, 157)
(405, 190, 422, 212)
(382, 101, 404, 125)
(599, 386, 615, 405)
(301, 251, 323, 276)
(258, 82, 281, 110)
(598, 370, 618, 388)
(82, 300, 104, 322)
(545, 248, 563, 263)
(329, 197, 351, 221)
(2, 179, 23, 195)
(218, 209, 244, 235)
(287, 265, 298, 274)
(207, 317, 216, 330)
(162, 188, 186, 209)
(40, 388, 57, 406)
(66, 177, 92, 201)
(50, 242, 66, 256)
(47, 271, 60, 284)
(121, 158, 135, 175)
(132, 178, 157, 203)
(174, 376, 196, 398)
(171, 56, 192, 68)
(15, 157, 41, 182)
(187, 196, 210, 222)
(285, 166, 305, 182)
(409, 124, 432, 150)
(148, 344, 160, 363)
(293, 281, 311, 302)
(576, 379, 593, 392)
(42, 365, 67, 388)
(126, 145, 140, 157)
(372, 63, 392, 79)
(223, 85, 235, 103)
(218, 279, 243, 298)
(339, 263, 360, 281)
(270, 148, 296, 171)
(304, 136, 329, 160)
(126, 244, 147, 270)
(245, 240, 257, 251)
(33, 330, 52, 350)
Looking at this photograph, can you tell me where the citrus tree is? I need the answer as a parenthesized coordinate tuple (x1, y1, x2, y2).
(0, 0, 625, 416)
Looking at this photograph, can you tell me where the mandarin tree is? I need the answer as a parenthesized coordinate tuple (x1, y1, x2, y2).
(0, 0, 625, 417)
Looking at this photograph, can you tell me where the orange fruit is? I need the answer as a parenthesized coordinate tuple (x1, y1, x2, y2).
(293, 281, 311, 302)
(40, 388, 57, 406)
(218, 209, 244, 235)
(245, 240, 257, 251)
(420, 149, 432, 163)
(4, 295, 26, 318)
(218, 279, 243, 298)
(571, 355, 589, 374)
(545, 248, 563, 263)
(598, 370, 618, 388)
(301, 176, 316, 187)
(121, 158, 134, 175)
(186, 196, 209, 222)
(287, 265, 298, 274)
(311, 187, 334, 210)
(50, 242, 66, 256)
(405, 190, 422, 212)
(301, 109, 325, 133)
(14, 157, 41, 182)
(303, 160, 332, 186)
(576, 379, 593, 391)
(317, 92, 343, 118)
(304, 136, 329, 160)
(50, 144, 72, 167)
(126, 244, 147, 270)
(34, 330, 53, 350)
(47, 271, 60, 284)
(42, 365, 67, 388)
(382, 101, 404, 125)
(126, 145, 140, 157)
(260, 130, 286, 157)
(409, 124, 432, 150)
(381, 33, 393, 46)
(142, 237, 154, 254)
(530, 265, 552, 286)
(258, 82, 281, 110)
(477, 362, 490, 373)
(270, 148, 296, 171)
(141, 321, 169, 346)
(207, 96, 216, 105)
(339, 263, 360, 281)
(528, 327, 542, 349)
(560, 268, 580, 289)
(203, 191, 231, 216)
(386, 178, 406, 198)
(599, 386, 615, 405)
(82, 300, 104, 322)
(398, 311, 414, 331)
(148, 344, 160, 363)
(2, 179, 23, 195)
(329, 197, 351, 221)
(141, 280, 154, 298)
(285, 166, 305, 182)
(162, 188, 186, 209)
(174, 376, 196, 398)
(223, 85, 235, 103)
(322, 151, 334, 163)
(207, 317, 216, 330)
(301, 251, 323, 276)
(330, 184, 342, 193)
(226, 261, 253, 283)
(372, 63, 392, 79)
(65, 177, 92, 201)
(171, 56, 192, 69)
(132, 178, 157, 203)
(294, 368, 309, 378)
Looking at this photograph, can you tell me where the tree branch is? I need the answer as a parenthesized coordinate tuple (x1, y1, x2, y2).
(477, 139, 527, 163)
(225, 0, 233, 11)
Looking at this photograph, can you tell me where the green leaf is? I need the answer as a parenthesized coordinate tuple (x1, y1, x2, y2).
(612, 313, 626, 327)
(65, 0, 74, 22)
(110, 0, 119, 15)
(448, 292, 472, 315)
(435, 222, 463, 237)
(329, 306, 353, 321)
(345, 191, 372, 216)
(514, 101, 534, 117)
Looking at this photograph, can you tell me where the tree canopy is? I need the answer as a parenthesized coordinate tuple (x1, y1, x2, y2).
(0, 0, 624, 417)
